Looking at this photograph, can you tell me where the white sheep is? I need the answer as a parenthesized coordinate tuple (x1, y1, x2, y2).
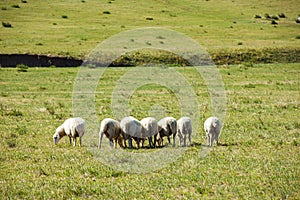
(177, 116, 192, 147)
(120, 116, 142, 148)
(98, 118, 122, 149)
(140, 117, 159, 148)
(53, 117, 85, 147)
(156, 117, 177, 147)
(204, 116, 222, 147)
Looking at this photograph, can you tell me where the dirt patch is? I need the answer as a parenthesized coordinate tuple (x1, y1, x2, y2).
(0, 54, 83, 67)
(1, 47, 299, 67)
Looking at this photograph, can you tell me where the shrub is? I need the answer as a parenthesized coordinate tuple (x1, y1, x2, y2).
(146, 17, 154, 20)
(16, 64, 28, 72)
(1, 7, 7, 10)
(278, 13, 286, 18)
(21, 0, 27, 3)
(271, 15, 279, 20)
(237, 42, 243, 45)
(296, 36, 300, 39)
(11, 4, 20, 8)
(264, 13, 271, 19)
(2, 22, 12, 28)
(103, 11, 111, 14)
(254, 14, 262, 19)
(62, 15, 68, 19)
(271, 20, 278, 25)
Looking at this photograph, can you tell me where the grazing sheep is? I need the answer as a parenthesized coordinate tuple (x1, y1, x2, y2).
(177, 117, 192, 147)
(140, 117, 159, 148)
(156, 117, 177, 147)
(53, 117, 85, 147)
(204, 117, 222, 147)
(98, 118, 122, 149)
(120, 116, 142, 149)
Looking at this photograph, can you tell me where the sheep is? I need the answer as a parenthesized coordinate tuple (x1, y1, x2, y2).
(120, 116, 142, 149)
(177, 116, 192, 147)
(53, 117, 85, 147)
(98, 118, 122, 149)
(155, 117, 177, 147)
(140, 117, 159, 148)
(204, 117, 222, 147)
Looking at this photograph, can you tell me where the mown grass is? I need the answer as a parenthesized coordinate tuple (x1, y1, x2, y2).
(0, 63, 299, 199)
(0, 0, 300, 58)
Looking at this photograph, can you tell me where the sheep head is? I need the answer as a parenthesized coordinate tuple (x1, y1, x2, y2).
(53, 125, 65, 144)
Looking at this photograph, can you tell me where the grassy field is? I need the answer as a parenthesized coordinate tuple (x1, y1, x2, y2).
(1, 0, 300, 58)
(0, 63, 299, 199)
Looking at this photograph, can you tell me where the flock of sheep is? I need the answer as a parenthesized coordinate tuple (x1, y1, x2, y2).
(53, 116, 222, 148)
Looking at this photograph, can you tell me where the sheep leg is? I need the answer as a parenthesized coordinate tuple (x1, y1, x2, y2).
(188, 133, 191, 146)
(167, 136, 171, 144)
(69, 136, 72, 145)
(148, 136, 153, 148)
(128, 138, 133, 149)
(114, 138, 118, 148)
(183, 134, 186, 147)
(73, 137, 77, 147)
(79, 137, 82, 147)
(208, 134, 213, 147)
(215, 133, 219, 146)
(153, 134, 158, 147)
(98, 131, 104, 149)
(109, 140, 114, 148)
(172, 134, 176, 147)
(136, 138, 140, 148)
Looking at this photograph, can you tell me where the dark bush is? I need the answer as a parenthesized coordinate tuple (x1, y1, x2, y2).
(264, 13, 271, 19)
(16, 64, 28, 72)
(62, 15, 68, 19)
(103, 11, 111, 14)
(254, 14, 262, 19)
(2, 22, 12, 28)
(11, 4, 20, 8)
(146, 17, 154, 20)
(21, 0, 27, 3)
(271, 15, 279, 20)
(271, 20, 278, 25)
(278, 13, 286, 18)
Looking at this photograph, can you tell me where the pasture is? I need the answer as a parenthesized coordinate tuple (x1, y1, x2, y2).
(0, 0, 299, 199)
(0, 0, 300, 57)
(0, 63, 299, 199)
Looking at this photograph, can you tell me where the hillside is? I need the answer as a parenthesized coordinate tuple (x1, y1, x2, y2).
(1, 0, 300, 60)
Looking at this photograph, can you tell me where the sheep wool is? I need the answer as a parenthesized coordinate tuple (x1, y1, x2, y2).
(140, 117, 159, 148)
(177, 116, 192, 147)
(204, 116, 222, 147)
(120, 116, 143, 148)
(98, 118, 122, 149)
(156, 117, 177, 147)
(53, 117, 85, 147)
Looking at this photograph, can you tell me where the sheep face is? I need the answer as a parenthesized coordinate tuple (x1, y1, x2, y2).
(53, 125, 65, 145)
(53, 133, 60, 144)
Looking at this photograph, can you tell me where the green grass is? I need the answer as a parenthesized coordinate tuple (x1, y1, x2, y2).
(0, 0, 300, 58)
(0, 63, 299, 199)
